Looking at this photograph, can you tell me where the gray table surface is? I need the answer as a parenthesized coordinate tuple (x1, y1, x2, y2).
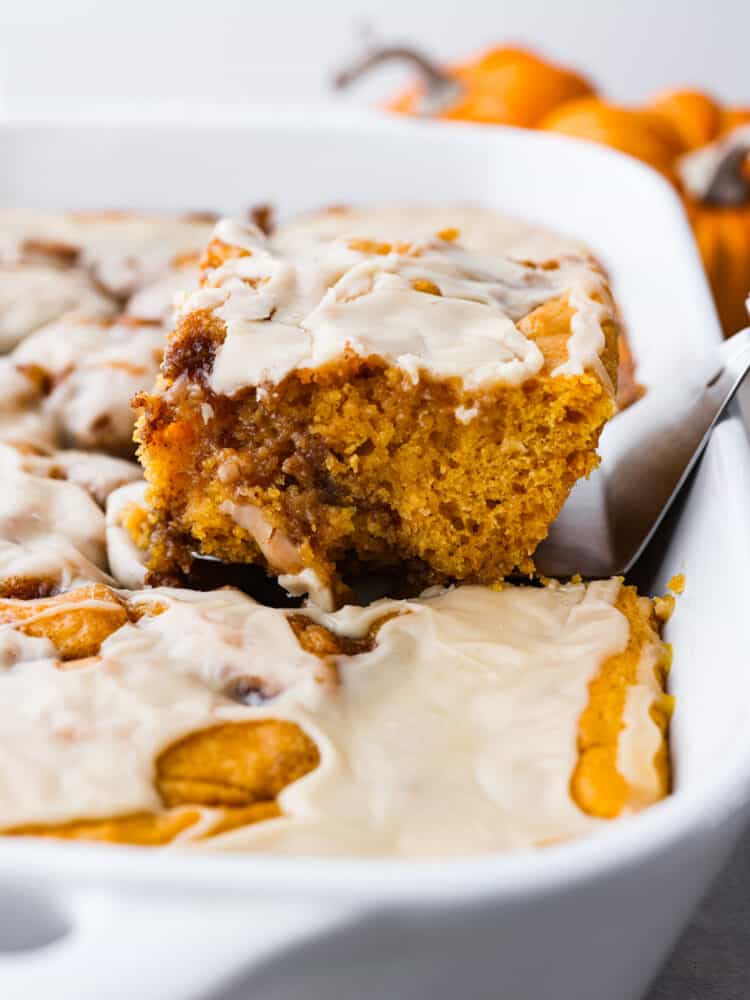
(646, 822, 750, 999)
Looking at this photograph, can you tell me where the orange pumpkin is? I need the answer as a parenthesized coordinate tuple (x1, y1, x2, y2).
(689, 203, 750, 335)
(721, 108, 750, 135)
(647, 89, 722, 150)
(392, 47, 594, 126)
(336, 45, 593, 127)
(679, 126, 750, 336)
(538, 97, 686, 177)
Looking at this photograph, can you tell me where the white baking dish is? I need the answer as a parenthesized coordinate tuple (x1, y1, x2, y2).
(1, 111, 749, 1000)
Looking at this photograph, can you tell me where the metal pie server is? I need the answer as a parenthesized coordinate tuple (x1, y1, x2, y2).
(535, 326, 750, 579)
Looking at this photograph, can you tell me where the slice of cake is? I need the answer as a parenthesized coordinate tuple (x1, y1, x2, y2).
(135, 218, 619, 608)
(1, 579, 671, 853)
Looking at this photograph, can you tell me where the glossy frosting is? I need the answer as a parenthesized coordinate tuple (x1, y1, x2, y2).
(183, 217, 614, 397)
(0, 210, 213, 354)
(0, 210, 213, 301)
(0, 443, 113, 592)
(0, 441, 140, 596)
(274, 204, 588, 259)
(0, 580, 665, 855)
(105, 480, 149, 589)
(0, 265, 114, 352)
(12, 316, 164, 452)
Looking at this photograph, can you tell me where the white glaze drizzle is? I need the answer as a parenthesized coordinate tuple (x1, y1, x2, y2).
(179, 217, 614, 397)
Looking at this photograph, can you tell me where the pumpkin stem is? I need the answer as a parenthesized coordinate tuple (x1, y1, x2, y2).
(333, 46, 463, 115)
(679, 124, 750, 206)
(703, 142, 750, 206)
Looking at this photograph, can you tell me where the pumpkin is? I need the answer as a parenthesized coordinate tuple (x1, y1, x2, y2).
(542, 91, 750, 334)
(690, 203, 750, 335)
(721, 108, 750, 134)
(335, 45, 593, 127)
(538, 97, 686, 177)
(335, 41, 750, 338)
(679, 125, 750, 336)
(647, 89, 722, 150)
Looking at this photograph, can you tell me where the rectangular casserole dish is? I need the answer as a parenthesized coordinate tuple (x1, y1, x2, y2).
(0, 111, 749, 1000)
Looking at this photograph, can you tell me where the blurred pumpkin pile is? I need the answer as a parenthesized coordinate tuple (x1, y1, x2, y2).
(336, 45, 750, 338)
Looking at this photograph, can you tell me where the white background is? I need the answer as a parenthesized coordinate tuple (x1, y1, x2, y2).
(1, 0, 749, 116)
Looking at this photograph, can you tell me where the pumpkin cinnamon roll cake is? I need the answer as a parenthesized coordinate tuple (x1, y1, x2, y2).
(135, 218, 619, 608)
(0, 579, 671, 854)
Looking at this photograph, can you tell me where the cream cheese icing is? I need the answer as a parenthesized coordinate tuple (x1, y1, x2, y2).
(0, 444, 113, 592)
(0, 360, 57, 451)
(274, 204, 588, 259)
(126, 262, 202, 325)
(182, 217, 613, 397)
(12, 316, 164, 454)
(0, 580, 665, 855)
(105, 481, 149, 589)
(0, 210, 213, 301)
(30, 451, 140, 508)
(0, 264, 115, 352)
